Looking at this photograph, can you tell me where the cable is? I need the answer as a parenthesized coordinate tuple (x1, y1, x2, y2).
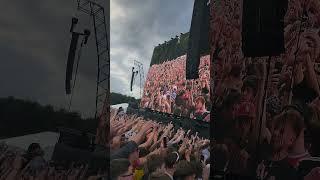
(288, 2, 308, 105)
(256, 56, 272, 165)
(254, 2, 308, 175)
(68, 38, 85, 112)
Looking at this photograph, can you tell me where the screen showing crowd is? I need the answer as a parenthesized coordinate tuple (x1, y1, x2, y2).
(140, 55, 210, 122)
(211, 0, 320, 179)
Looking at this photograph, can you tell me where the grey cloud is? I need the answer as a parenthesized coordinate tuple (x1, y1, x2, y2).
(0, 0, 108, 118)
(111, 0, 193, 97)
(0, 0, 192, 117)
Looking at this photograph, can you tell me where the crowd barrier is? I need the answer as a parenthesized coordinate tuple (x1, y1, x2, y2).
(127, 107, 210, 138)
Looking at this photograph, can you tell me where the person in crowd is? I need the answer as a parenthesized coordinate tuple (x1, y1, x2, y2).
(213, 88, 241, 142)
(23, 143, 47, 174)
(149, 171, 172, 180)
(224, 101, 256, 177)
(190, 96, 210, 122)
(142, 154, 164, 180)
(256, 108, 304, 180)
(173, 160, 197, 180)
(110, 158, 133, 180)
(118, 107, 125, 116)
(164, 150, 180, 180)
(240, 75, 258, 103)
(222, 64, 243, 92)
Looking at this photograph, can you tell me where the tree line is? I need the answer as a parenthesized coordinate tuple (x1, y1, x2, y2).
(0, 93, 138, 138)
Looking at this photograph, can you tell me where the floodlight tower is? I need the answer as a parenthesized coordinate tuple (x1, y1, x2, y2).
(134, 60, 145, 99)
(76, 0, 109, 120)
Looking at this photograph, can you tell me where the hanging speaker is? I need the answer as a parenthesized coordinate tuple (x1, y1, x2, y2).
(66, 32, 80, 94)
(242, 0, 288, 57)
(186, 0, 210, 80)
(130, 67, 135, 92)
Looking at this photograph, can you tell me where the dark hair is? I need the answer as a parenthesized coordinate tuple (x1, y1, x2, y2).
(110, 159, 131, 179)
(274, 107, 305, 138)
(242, 75, 258, 96)
(191, 160, 203, 178)
(220, 89, 240, 110)
(139, 147, 149, 158)
(173, 108, 182, 116)
(27, 143, 41, 154)
(145, 154, 164, 174)
(173, 160, 195, 180)
(165, 152, 179, 169)
(195, 96, 206, 105)
(26, 143, 43, 160)
(149, 172, 172, 180)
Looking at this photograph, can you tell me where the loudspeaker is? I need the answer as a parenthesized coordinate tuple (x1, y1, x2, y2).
(242, 0, 288, 57)
(65, 32, 80, 94)
(186, 0, 210, 79)
(130, 67, 135, 92)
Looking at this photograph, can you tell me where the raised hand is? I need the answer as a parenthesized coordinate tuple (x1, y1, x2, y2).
(67, 166, 81, 180)
(256, 161, 268, 180)
(141, 121, 154, 133)
(270, 67, 282, 82)
(78, 165, 88, 180)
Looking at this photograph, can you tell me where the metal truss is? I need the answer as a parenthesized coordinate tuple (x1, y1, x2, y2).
(76, 0, 109, 120)
(134, 60, 145, 98)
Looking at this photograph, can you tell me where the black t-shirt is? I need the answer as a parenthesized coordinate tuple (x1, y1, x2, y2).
(297, 157, 320, 179)
(193, 111, 210, 121)
(261, 158, 299, 180)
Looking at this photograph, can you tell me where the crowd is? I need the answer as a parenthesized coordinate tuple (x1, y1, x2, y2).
(0, 108, 211, 180)
(0, 142, 107, 180)
(140, 55, 210, 122)
(109, 109, 211, 180)
(211, 0, 320, 179)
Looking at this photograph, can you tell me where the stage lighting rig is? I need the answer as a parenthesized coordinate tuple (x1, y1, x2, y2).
(65, 0, 109, 122)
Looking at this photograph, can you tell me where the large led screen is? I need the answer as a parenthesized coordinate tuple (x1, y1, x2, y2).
(141, 55, 210, 122)
(211, 0, 320, 179)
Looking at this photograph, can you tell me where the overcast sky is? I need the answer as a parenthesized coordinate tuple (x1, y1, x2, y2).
(110, 0, 194, 98)
(0, 0, 193, 118)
